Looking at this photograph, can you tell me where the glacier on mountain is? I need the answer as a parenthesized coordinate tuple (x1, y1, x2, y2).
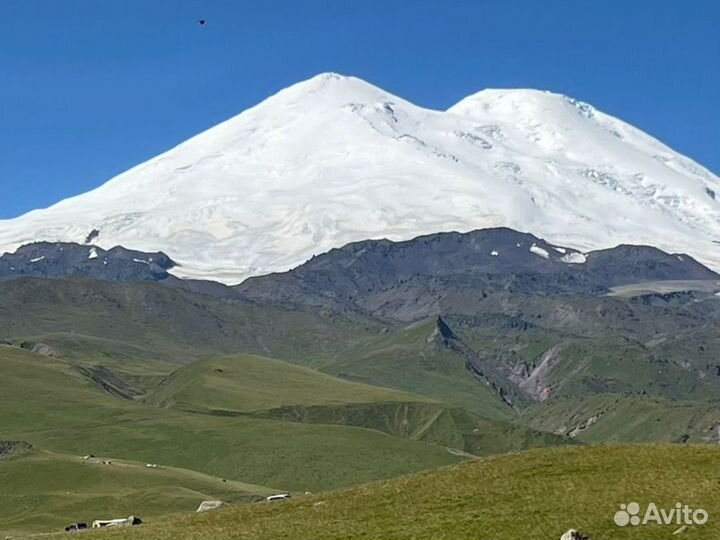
(0, 72, 718, 284)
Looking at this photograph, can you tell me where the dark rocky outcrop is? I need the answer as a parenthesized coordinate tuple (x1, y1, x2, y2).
(0, 242, 175, 282)
(238, 228, 719, 321)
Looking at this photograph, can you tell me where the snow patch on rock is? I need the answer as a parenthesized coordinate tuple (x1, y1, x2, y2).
(529, 244, 550, 259)
(561, 252, 587, 264)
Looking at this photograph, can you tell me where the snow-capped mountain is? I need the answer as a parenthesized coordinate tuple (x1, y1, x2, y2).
(2, 73, 719, 284)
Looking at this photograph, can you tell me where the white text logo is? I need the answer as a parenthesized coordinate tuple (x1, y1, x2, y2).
(614, 502, 708, 527)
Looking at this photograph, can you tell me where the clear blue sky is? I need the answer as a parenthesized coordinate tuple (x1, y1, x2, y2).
(2, 0, 718, 218)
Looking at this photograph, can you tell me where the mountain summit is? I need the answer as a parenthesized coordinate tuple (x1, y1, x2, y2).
(1, 73, 718, 283)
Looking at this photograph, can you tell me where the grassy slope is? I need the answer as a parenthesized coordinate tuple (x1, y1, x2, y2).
(5, 278, 720, 438)
(86, 445, 720, 540)
(0, 346, 461, 496)
(454, 323, 720, 403)
(145, 354, 429, 412)
(524, 394, 720, 443)
(11, 332, 180, 392)
(0, 277, 382, 366)
(543, 337, 717, 400)
(0, 450, 274, 535)
(146, 353, 572, 457)
(321, 318, 514, 420)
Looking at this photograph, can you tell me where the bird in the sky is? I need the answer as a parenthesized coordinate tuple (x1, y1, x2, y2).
(198, 19, 206, 26)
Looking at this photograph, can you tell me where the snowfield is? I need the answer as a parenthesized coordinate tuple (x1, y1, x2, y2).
(1, 73, 718, 283)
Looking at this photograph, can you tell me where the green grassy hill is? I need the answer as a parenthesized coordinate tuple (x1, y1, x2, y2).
(321, 318, 515, 420)
(6, 277, 720, 446)
(0, 449, 274, 535)
(74, 444, 720, 540)
(0, 342, 575, 536)
(145, 352, 572, 457)
(524, 394, 720, 443)
(0, 345, 463, 498)
(0, 277, 382, 365)
(145, 354, 427, 412)
(7, 275, 720, 539)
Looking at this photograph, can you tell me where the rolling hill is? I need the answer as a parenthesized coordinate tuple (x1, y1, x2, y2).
(523, 394, 720, 443)
(65, 444, 720, 540)
(0, 276, 383, 368)
(0, 343, 570, 535)
(3, 251, 720, 451)
(0, 449, 275, 535)
(144, 353, 427, 412)
(0, 345, 464, 500)
(144, 352, 572, 457)
(319, 317, 516, 420)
